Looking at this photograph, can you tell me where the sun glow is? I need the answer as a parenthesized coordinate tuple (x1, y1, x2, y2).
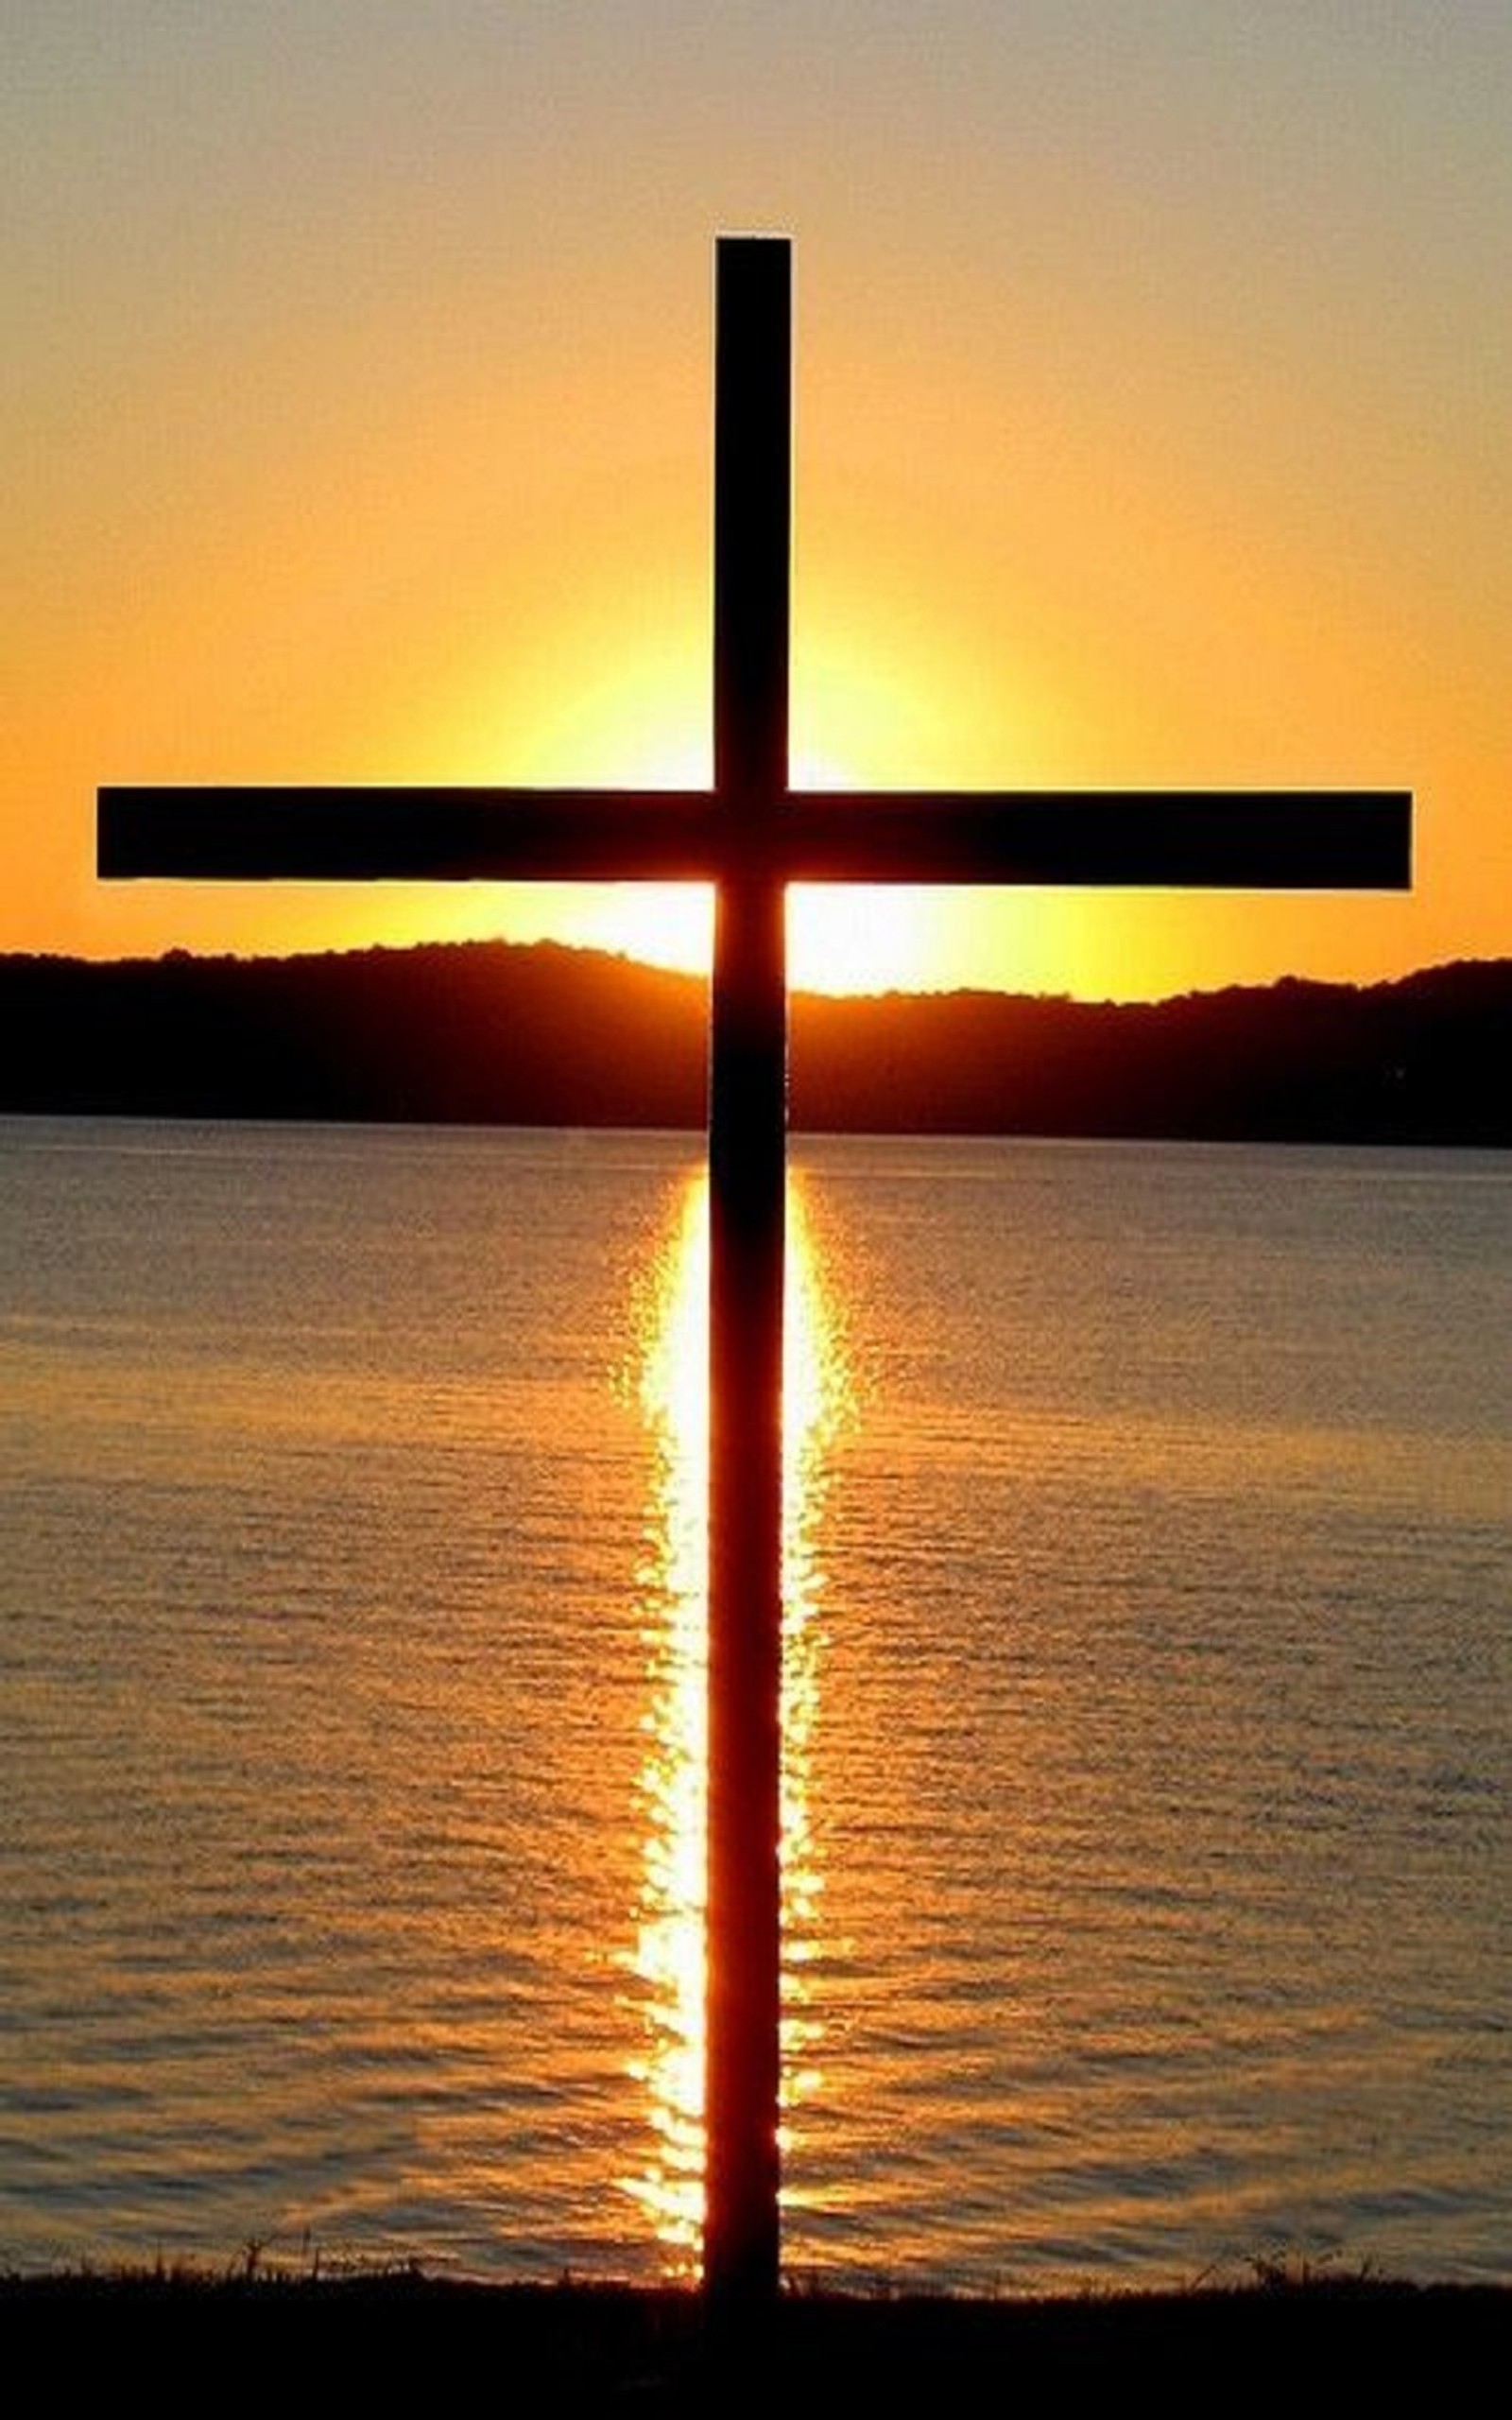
(621, 1167, 847, 2270)
(413, 607, 1047, 993)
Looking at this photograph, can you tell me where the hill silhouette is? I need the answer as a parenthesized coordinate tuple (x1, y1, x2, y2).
(1, 943, 1507, 1145)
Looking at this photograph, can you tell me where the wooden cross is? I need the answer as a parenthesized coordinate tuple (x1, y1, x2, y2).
(99, 235, 1410, 2308)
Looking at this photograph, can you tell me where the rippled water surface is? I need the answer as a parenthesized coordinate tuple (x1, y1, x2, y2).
(2, 1119, 1507, 2285)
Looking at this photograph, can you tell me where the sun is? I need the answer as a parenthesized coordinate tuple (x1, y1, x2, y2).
(525, 636, 975, 991)
(436, 663, 952, 991)
(786, 882, 944, 995)
(520, 742, 948, 995)
(411, 600, 1055, 994)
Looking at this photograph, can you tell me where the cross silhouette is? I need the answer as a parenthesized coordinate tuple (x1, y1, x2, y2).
(99, 234, 1410, 2308)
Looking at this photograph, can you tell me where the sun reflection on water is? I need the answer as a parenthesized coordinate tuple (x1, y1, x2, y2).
(620, 1168, 848, 2272)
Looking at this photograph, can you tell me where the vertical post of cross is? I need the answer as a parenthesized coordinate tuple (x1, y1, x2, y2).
(704, 235, 791, 2308)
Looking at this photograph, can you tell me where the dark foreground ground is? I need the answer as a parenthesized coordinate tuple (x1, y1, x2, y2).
(5, 2271, 1508, 2407)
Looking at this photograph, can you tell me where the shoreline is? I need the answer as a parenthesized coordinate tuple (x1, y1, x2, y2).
(6, 2269, 1509, 2397)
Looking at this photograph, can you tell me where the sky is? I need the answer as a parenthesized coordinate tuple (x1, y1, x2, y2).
(6, 2, 1509, 999)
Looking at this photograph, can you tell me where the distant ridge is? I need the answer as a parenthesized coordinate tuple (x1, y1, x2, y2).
(1, 943, 1507, 1145)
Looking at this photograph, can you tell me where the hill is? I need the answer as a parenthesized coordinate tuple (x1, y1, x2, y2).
(0, 944, 1507, 1145)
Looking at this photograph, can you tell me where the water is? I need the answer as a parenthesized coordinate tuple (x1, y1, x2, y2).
(2, 1118, 1508, 2287)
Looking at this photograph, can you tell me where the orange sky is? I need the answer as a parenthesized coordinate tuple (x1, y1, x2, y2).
(7, 7, 1509, 998)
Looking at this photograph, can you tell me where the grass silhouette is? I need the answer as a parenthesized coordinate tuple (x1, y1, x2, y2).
(5, 2256, 1507, 2402)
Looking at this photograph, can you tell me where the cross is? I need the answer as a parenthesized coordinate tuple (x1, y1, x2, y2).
(99, 234, 1411, 2308)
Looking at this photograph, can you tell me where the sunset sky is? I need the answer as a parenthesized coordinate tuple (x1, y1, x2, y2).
(7, 4, 1509, 998)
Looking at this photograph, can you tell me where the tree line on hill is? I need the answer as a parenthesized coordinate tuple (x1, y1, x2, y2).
(1, 942, 1507, 1146)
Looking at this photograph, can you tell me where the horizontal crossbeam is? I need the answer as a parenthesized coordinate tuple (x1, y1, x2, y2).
(100, 786, 1411, 890)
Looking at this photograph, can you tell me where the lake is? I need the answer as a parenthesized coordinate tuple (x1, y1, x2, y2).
(1, 1118, 1507, 2288)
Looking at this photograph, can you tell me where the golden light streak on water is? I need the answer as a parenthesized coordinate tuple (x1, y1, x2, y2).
(620, 1175, 708, 2267)
(619, 1168, 850, 2272)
